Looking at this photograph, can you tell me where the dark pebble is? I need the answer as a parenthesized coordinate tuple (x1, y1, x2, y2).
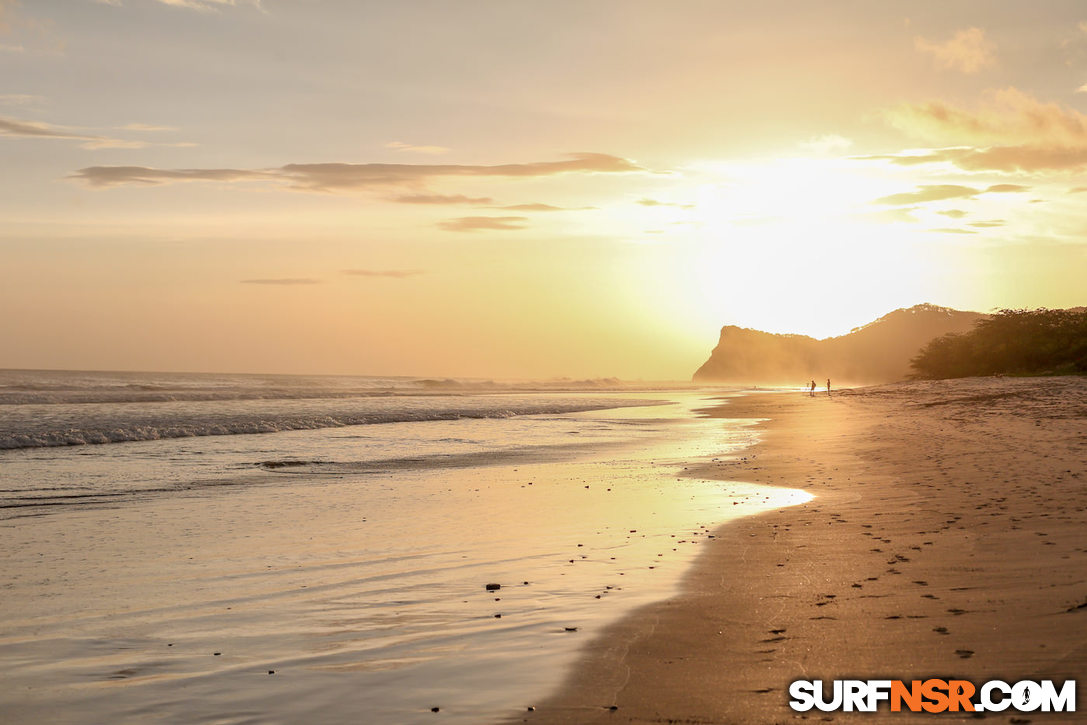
(485, 583, 501, 591)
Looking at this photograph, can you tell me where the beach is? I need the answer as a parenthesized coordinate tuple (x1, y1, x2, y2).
(527, 376, 1087, 723)
(2, 373, 1084, 723)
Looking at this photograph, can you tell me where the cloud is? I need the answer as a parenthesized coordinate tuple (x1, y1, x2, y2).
(386, 141, 449, 155)
(968, 220, 1005, 228)
(392, 193, 492, 204)
(885, 88, 1087, 148)
(930, 227, 979, 235)
(498, 203, 592, 211)
(873, 184, 980, 205)
(856, 207, 919, 224)
(279, 153, 644, 192)
(1070, 186, 1087, 194)
(1078, 83, 1087, 94)
(119, 122, 178, 132)
(872, 88, 1087, 171)
(938, 209, 968, 219)
(0, 93, 42, 106)
(150, 0, 263, 12)
(914, 27, 995, 73)
(0, 115, 195, 149)
(636, 198, 694, 209)
(873, 182, 1037, 207)
(0, 115, 143, 148)
(437, 216, 528, 232)
(71, 165, 271, 186)
(342, 269, 423, 278)
(798, 134, 853, 153)
(864, 146, 1087, 172)
(241, 278, 320, 285)
(72, 152, 646, 191)
(1, 115, 84, 139)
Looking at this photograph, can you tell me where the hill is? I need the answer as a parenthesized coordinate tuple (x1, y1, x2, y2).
(692, 304, 984, 385)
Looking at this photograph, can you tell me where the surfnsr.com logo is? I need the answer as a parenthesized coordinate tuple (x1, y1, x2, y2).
(789, 679, 1076, 713)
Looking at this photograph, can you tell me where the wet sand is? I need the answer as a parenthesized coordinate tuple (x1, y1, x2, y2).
(524, 376, 1087, 723)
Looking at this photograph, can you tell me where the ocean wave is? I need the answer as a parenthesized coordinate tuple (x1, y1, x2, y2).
(0, 401, 657, 450)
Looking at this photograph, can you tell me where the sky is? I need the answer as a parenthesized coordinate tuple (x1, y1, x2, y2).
(1, 0, 1085, 379)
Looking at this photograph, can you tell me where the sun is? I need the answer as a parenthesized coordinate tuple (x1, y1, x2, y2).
(674, 158, 945, 339)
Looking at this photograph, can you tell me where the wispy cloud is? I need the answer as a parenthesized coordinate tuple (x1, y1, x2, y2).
(392, 193, 492, 205)
(938, 209, 968, 219)
(341, 269, 423, 278)
(888, 146, 1087, 172)
(931, 227, 979, 235)
(870, 88, 1087, 171)
(874, 185, 980, 205)
(886, 89, 1087, 148)
(437, 216, 528, 232)
(241, 278, 320, 285)
(873, 183, 1034, 207)
(798, 134, 853, 153)
(119, 122, 178, 132)
(113, 0, 264, 12)
(72, 165, 272, 185)
(0, 93, 43, 106)
(497, 203, 594, 211)
(1, 114, 195, 149)
(386, 140, 449, 155)
(72, 153, 646, 190)
(636, 198, 694, 209)
(968, 220, 1006, 228)
(914, 27, 995, 73)
(0, 115, 150, 148)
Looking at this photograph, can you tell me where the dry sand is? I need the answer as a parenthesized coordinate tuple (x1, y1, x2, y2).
(522, 376, 1087, 723)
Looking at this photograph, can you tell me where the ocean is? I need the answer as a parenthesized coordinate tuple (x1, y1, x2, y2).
(0, 370, 808, 723)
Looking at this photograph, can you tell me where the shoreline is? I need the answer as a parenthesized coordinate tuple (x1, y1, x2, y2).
(520, 376, 1087, 723)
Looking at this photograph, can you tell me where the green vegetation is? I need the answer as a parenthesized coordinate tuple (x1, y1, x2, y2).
(910, 308, 1087, 379)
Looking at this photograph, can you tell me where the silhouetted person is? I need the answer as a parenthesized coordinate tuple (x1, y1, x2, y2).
(809, 380, 816, 397)
(826, 378, 831, 396)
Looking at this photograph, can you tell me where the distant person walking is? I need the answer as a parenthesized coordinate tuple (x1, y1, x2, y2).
(809, 380, 816, 397)
(826, 378, 831, 396)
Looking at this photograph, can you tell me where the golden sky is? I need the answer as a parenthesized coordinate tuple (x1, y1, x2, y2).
(1, 1, 1085, 379)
